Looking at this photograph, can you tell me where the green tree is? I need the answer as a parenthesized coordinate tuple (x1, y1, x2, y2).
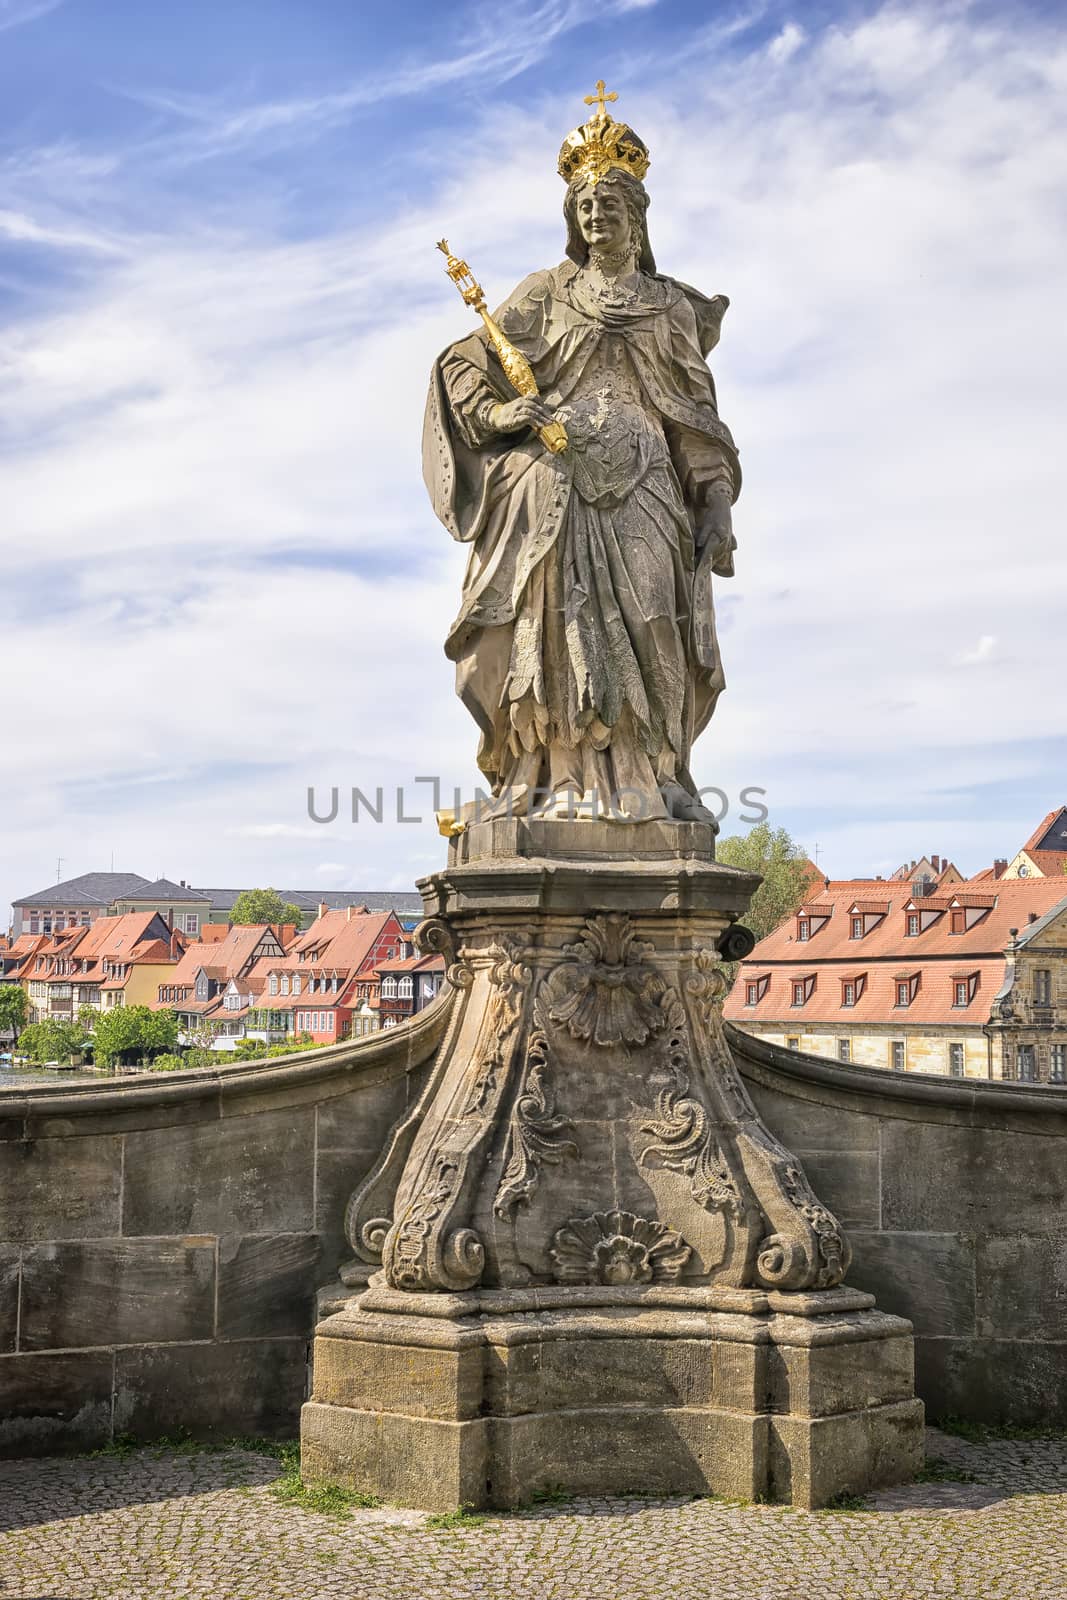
(16, 1018, 84, 1063)
(229, 888, 304, 929)
(93, 1005, 180, 1068)
(0, 985, 29, 1044)
(716, 821, 818, 978)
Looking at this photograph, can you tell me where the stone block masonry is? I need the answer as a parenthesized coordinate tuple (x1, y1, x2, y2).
(0, 1003, 447, 1455)
(1, 996, 1066, 1451)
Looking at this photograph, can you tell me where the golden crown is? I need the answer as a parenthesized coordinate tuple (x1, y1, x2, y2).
(557, 79, 650, 188)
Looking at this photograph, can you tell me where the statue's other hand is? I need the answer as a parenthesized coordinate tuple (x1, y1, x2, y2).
(490, 396, 556, 434)
(696, 483, 736, 575)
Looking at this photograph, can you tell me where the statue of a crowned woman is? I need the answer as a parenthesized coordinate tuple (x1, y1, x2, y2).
(424, 85, 741, 824)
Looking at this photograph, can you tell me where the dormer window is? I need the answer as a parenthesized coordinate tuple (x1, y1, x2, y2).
(906, 914, 920, 937)
(281, 975, 290, 995)
(840, 974, 866, 1008)
(848, 901, 889, 939)
(948, 895, 995, 933)
(795, 904, 831, 943)
(744, 974, 770, 1007)
(791, 974, 816, 1007)
(952, 972, 979, 1008)
(851, 917, 863, 939)
(293, 975, 302, 996)
(269, 975, 278, 996)
(894, 971, 920, 1008)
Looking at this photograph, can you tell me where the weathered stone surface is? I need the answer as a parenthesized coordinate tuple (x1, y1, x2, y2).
(315, 1147, 380, 1283)
(975, 1233, 1067, 1340)
(0, 1134, 121, 1240)
(0, 1352, 113, 1455)
(787, 1150, 880, 1229)
(20, 1238, 216, 1351)
(488, 1406, 763, 1507)
(766, 1330, 915, 1418)
(123, 1109, 315, 1236)
(313, 1334, 483, 1420)
(113, 1339, 307, 1440)
(315, 1081, 408, 1154)
(769, 1399, 925, 1508)
(915, 1337, 1067, 1429)
(301, 1400, 488, 1513)
(216, 1234, 321, 1340)
(881, 1122, 1067, 1233)
(846, 1230, 977, 1338)
(0, 1245, 19, 1353)
(745, 1084, 879, 1153)
(484, 1333, 723, 1416)
(302, 1302, 917, 1510)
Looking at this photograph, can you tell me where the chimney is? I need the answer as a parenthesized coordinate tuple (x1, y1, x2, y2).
(347, 905, 355, 922)
(318, 902, 328, 919)
(931, 855, 940, 873)
(993, 859, 1007, 879)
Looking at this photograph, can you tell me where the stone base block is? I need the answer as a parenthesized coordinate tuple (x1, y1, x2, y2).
(300, 1293, 924, 1510)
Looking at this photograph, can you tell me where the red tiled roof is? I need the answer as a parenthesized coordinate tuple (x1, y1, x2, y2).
(290, 910, 401, 974)
(727, 958, 1005, 1027)
(1021, 807, 1067, 854)
(374, 953, 446, 974)
(849, 900, 890, 915)
(731, 876, 1067, 965)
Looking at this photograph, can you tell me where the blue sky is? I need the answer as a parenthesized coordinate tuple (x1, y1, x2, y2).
(2, 0, 1066, 914)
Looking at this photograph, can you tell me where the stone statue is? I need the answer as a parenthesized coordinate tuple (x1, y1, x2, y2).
(424, 83, 739, 824)
(301, 87, 922, 1516)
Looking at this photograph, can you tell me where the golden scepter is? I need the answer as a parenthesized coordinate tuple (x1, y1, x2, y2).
(436, 240, 568, 454)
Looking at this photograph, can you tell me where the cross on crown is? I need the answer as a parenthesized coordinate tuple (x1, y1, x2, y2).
(583, 79, 618, 120)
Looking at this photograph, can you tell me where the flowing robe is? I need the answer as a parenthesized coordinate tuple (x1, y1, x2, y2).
(423, 260, 741, 819)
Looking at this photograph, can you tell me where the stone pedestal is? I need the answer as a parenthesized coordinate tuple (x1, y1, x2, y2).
(301, 819, 923, 1507)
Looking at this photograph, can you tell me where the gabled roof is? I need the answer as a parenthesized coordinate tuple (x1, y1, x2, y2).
(118, 878, 210, 904)
(163, 924, 283, 989)
(14, 872, 151, 909)
(290, 909, 400, 971)
(1021, 806, 1067, 854)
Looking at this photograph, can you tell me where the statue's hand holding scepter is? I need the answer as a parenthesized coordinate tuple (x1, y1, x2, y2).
(436, 240, 568, 455)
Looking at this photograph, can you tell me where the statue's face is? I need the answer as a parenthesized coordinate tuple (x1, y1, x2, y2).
(575, 180, 632, 256)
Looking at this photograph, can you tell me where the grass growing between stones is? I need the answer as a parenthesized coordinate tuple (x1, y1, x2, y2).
(266, 1442, 383, 1516)
(817, 1492, 873, 1513)
(425, 1504, 490, 1531)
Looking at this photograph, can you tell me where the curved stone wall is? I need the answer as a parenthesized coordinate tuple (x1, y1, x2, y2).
(1, 1003, 1063, 1453)
(0, 1001, 450, 1455)
(731, 1023, 1067, 1429)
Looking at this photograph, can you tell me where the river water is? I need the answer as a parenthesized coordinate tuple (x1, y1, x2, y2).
(0, 1064, 91, 1087)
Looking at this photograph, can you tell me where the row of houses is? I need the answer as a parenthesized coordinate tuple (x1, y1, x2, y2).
(726, 807, 1067, 1084)
(1, 903, 443, 1052)
(156, 908, 444, 1047)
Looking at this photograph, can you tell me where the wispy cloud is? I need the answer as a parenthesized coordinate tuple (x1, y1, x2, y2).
(1, 1, 1066, 907)
(0, 0, 62, 33)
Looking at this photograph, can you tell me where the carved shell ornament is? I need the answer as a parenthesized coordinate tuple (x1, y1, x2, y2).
(550, 1210, 692, 1286)
(546, 913, 666, 1047)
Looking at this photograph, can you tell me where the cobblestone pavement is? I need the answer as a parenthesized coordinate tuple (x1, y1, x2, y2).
(2, 1428, 1065, 1600)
